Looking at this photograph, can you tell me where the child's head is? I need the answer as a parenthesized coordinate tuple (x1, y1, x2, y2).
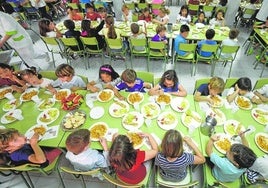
(161, 130, 183, 158)
(121, 69, 137, 87)
(156, 25, 166, 37)
(55, 64, 75, 82)
(19, 67, 42, 86)
(226, 144, 256, 169)
(0, 63, 14, 79)
(180, 24, 190, 38)
(215, 9, 224, 20)
(105, 15, 117, 39)
(130, 23, 140, 35)
(38, 18, 54, 37)
(81, 19, 91, 32)
(0, 128, 26, 153)
(86, 3, 95, 13)
(208, 77, 225, 96)
(179, 5, 189, 17)
(160, 70, 178, 90)
(99, 64, 119, 83)
(219, 0, 227, 6)
(228, 28, 239, 39)
(235, 77, 252, 95)
(64, 19, 75, 31)
(198, 12, 205, 22)
(66, 6, 74, 15)
(205, 29, 215, 40)
(98, 7, 107, 19)
(159, 7, 170, 17)
(121, 4, 129, 14)
(109, 134, 136, 172)
(142, 7, 150, 17)
(65, 129, 90, 155)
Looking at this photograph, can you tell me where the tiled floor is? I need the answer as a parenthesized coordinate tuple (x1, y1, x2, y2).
(1, 4, 267, 188)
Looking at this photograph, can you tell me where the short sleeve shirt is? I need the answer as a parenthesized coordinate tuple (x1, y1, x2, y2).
(51, 75, 86, 89)
(159, 83, 179, 92)
(197, 83, 209, 96)
(227, 87, 255, 99)
(115, 78, 145, 92)
(174, 34, 187, 56)
(255, 84, 268, 97)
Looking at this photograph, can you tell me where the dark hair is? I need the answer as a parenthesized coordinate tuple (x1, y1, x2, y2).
(198, 11, 205, 18)
(180, 24, 190, 33)
(121, 69, 137, 83)
(66, 6, 73, 11)
(234, 77, 252, 91)
(179, 5, 189, 16)
(161, 130, 183, 158)
(105, 15, 117, 39)
(215, 9, 225, 18)
(97, 7, 106, 13)
(0, 128, 19, 153)
(99, 64, 119, 81)
(38, 18, 52, 37)
(19, 67, 42, 80)
(205, 29, 215, 39)
(230, 144, 256, 168)
(219, 0, 227, 6)
(81, 19, 91, 37)
(160, 70, 179, 90)
(64, 19, 75, 30)
(131, 23, 140, 34)
(142, 7, 150, 13)
(229, 28, 239, 39)
(85, 2, 95, 10)
(0, 63, 14, 71)
(66, 129, 90, 155)
(250, 0, 257, 4)
(109, 135, 137, 172)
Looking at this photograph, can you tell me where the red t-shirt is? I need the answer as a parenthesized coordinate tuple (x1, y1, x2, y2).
(86, 12, 101, 21)
(72, 13, 83, 21)
(138, 14, 152, 22)
(116, 150, 146, 184)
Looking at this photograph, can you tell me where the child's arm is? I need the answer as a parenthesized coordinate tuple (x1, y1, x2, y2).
(143, 82, 152, 89)
(148, 85, 164, 96)
(28, 133, 46, 164)
(206, 134, 219, 157)
(226, 85, 239, 103)
(112, 87, 125, 100)
(184, 136, 205, 164)
(46, 84, 57, 95)
(171, 84, 187, 97)
(194, 90, 213, 103)
(138, 132, 158, 161)
(254, 91, 268, 103)
(239, 131, 249, 147)
(87, 81, 100, 93)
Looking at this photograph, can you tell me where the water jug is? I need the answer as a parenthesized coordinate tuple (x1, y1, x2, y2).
(200, 115, 217, 136)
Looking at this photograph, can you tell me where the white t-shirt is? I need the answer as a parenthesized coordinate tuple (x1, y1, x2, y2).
(176, 14, 191, 25)
(46, 31, 57, 38)
(156, 14, 169, 23)
(227, 87, 255, 99)
(220, 38, 239, 58)
(51, 75, 86, 89)
(33, 78, 53, 88)
(255, 84, 268, 97)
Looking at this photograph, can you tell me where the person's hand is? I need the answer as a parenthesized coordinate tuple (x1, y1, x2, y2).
(99, 137, 108, 151)
(183, 136, 192, 143)
(210, 134, 219, 142)
(87, 85, 99, 93)
(112, 133, 119, 141)
(118, 95, 125, 101)
(235, 84, 240, 93)
(29, 132, 39, 145)
(137, 132, 150, 138)
(11, 85, 24, 93)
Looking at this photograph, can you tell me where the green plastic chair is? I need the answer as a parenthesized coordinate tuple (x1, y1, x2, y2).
(132, 13, 139, 22)
(202, 5, 215, 19)
(137, 3, 148, 10)
(136, 71, 154, 87)
(194, 77, 211, 94)
(125, 3, 135, 11)
(67, 3, 80, 11)
(253, 48, 268, 77)
(253, 78, 268, 90)
(80, 36, 104, 67)
(105, 38, 127, 68)
(224, 77, 238, 89)
(236, 8, 257, 28)
(214, 45, 240, 77)
(188, 4, 199, 16)
(148, 41, 168, 71)
(78, 74, 88, 84)
(129, 38, 149, 70)
(39, 71, 57, 80)
(174, 43, 197, 76)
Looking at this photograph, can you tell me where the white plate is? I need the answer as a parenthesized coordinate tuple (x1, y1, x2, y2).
(255, 132, 268, 153)
(127, 131, 145, 149)
(20, 88, 39, 102)
(90, 106, 105, 119)
(89, 122, 109, 141)
(25, 124, 48, 140)
(61, 110, 86, 131)
(213, 133, 232, 154)
(37, 98, 55, 111)
(109, 100, 129, 118)
(170, 97, 190, 113)
(223, 119, 245, 136)
(173, 31, 180, 35)
(37, 108, 59, 125)
(97, 89, 114, 102)
(140, 102, 161, 119)
(53, 89, 71, 102)
(127, 92, 144, 105)
(155, 93, 172, 106)
(1, 109, 22, 124)
(157, 111, 178, 130)
(235, 96, 252, 110)
(181, 110, 202, 128)
(0, 87, 13, 99)
(196, 23, 205, 29)
(2, 99, 21, 112)
(207, 95, 224, 108)
(122, 111, 144, 131)
(251, 108, 268, 125)
(206, 108, 226, 126)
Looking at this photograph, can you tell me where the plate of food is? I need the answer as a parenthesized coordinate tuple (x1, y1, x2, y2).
(255, 132, 268, 153)
(89, 122, 109, 141)
(127, 92, 144, 105)
(208, 95, 224, 108)
(157, 111, 178, 130)
(25, 124, 48, 140)
(122, 111, 144, 131)
(156, 93, 172, 106)
(0, 87, 13, 99)
(127, 131, 145, 149)
(251, 108, 268, 125)
(20, 88, 39, 102)
(223, 120, 245, 136)
(206, 108, 226, 126)
(140, 102, 161, 119)
(2, 99, 21, 112)
(213, 133, 232, 154)
(37, 108, 59, 125)
(97, 89, 114, 102)
(235, 96, 252, 110)
(109, 100, 130, 118)
(53, 89, 71, 102)
(181, 110, 202, 128)
(1, 109, 23, 124)
(61, 110, 86, 131)
(170, 97, 190, 113)
(37, 98, 55, 111)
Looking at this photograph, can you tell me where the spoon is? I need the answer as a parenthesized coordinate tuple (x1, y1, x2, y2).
(231, 128, 251, 140)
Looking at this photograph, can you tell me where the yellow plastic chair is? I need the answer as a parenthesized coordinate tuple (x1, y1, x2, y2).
(214, 45, 240, 77)
(129, 38, 149, 70)
(148, 41, 168, 71)
(253, 78, 268, 90)
(136, 71, 154, 87)
(39, 71, 57, 80)
(80, 36, 104, 67)
(105, 38, 127, 68)
(174, 43, 197, 76)
(253, 48, 268, 77)
(224, 77, 238, 90)
(194, 77, 211, 94)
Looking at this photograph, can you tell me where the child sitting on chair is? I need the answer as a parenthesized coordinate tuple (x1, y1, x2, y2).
(254, 84, 268, 104)
(130, 23, 147, 51)
(197, 29, 217, 57)
(149, 70, 187, 97)
(65, 129, 109, 172)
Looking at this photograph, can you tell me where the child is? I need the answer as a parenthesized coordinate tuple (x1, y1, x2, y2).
(87, 64, 120, 93)
(0, 63, 26, 93)
(109, 133, 158, 184)
(130, 23, 147, 51)
(174, 24, 190, 56)
(254, 84, 268, 103)
(197, 29, 217, 57)
(113, 69, 151, 100)
(19, 67, 53, 88)
(138, 7, 152, 22)
(226, 77, 256, 103)
(206, 133, 256, 182)
(97, 7, 108, 20)
(195, 12, 207, 25)
(102, 15, 121, 39)
(66, 6, 83, 21)
(65, 129, 108, 171)
(121, 4, 132, 22)
(209, 9, 225, 27)
(38, 18, 62, 38)
(155, 130, 205, 181)
(151, 25, 168, 44)
(85, 3, 101, 21)
(149, 70, 187, 97)
(194, 77, 225, 104)
(152, 7, 170, 25)
(176, 5, 191, 25)
(220, 28, 239, 58)
(64, 19, 84, 51)
(47, 64, 86, 94)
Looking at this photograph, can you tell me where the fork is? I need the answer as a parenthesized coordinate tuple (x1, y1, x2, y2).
(231, 128, 251, 140)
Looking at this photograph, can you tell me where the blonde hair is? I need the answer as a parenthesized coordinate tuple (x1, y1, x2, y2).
(209, 77, 225, 93)
(0, 128, 19, 153)
(121, 4, 129, 12)
(121, 69, 137, 83)
(159, 7, 170, 15)
(156, 25, 166, 34)
(55, 64, 75, 78)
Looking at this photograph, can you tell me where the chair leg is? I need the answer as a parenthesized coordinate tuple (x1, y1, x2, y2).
(228, 61, 233, 78)
(210, 60, 216, 77)
(260, 63, 266, 77)
(130, 55, 133, 69)
(57, 167, 66, 188)
(81, 175, 86, 188)
(254, 61, 260, 69)
(51, 52, 56, 68)
(19, 173, 32, 188)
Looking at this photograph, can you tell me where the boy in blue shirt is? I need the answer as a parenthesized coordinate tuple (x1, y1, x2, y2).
(197, 29, 217, 57)
(174, 24, 190, 56)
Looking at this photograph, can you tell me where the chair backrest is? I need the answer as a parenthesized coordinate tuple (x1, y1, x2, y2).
(60, 166, 100, 176)
(78, 74, 88, 84)
(149, 41, 166, 50)
(136, 71, 154, 85)
(137, 3, 148, 10)
(42, 37, 59, 46)
(59, 38, 83, 51)
(39, 71, 57, 80)
(125, 2, 135, 10)
(80, 36, 100, 50)
(132, 13, 139, 22)
(203, 5, 215, 13)
(103, 173, 141, 188)
(179, 43, 197, 53)
(243, 8, 256, 18)
(224, 78, 238, 89)
(200, 44, 219, 53)
(106, 38, 123, 50)
(67, 3, 79, 10)
(151, 3, 162, 9)
(130, 38, 147, 51)
(220, 45, 240, 54)
(188, 4, 199, 11)
(253, 78, 268, 90)
(194, 78, 211, 91)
